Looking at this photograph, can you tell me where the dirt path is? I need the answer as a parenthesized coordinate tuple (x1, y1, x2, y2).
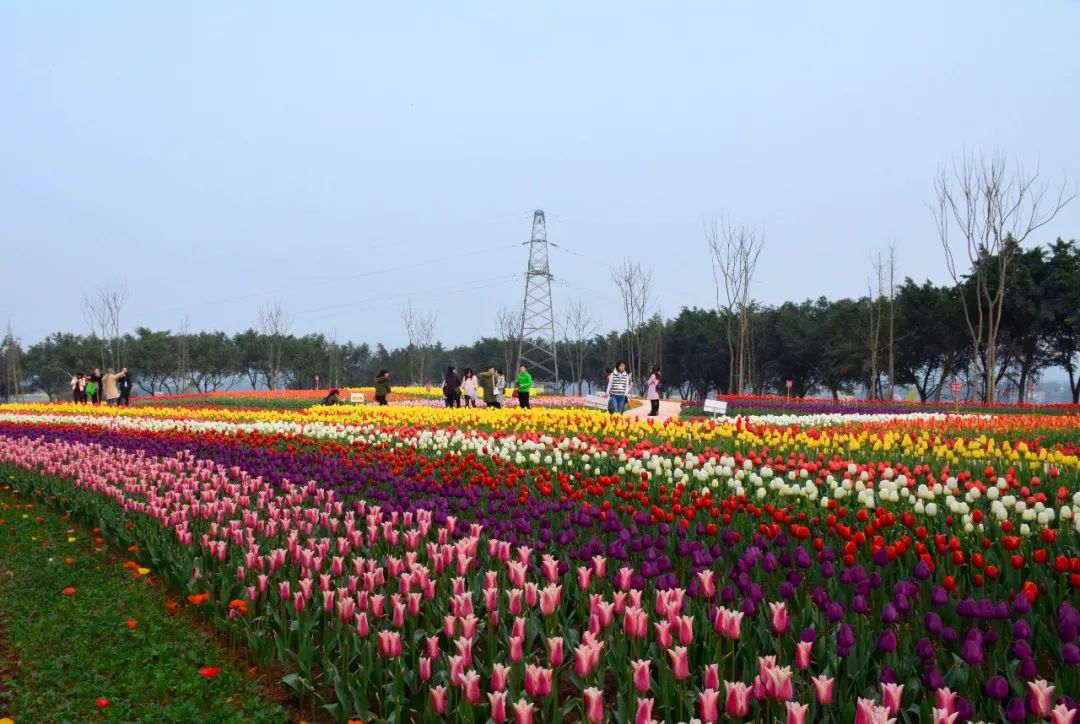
(623, 398, 683, 423)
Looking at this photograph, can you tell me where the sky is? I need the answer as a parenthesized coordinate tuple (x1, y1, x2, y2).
(1, 1, 1079, 349)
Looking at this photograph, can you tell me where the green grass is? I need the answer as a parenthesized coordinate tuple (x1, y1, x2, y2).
(0, 478, 288, 724)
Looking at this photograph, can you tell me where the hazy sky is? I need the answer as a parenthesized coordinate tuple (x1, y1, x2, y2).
(2, 1, 1078, 349)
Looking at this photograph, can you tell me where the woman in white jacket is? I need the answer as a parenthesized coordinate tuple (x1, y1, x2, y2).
(606, 361, 631, 414)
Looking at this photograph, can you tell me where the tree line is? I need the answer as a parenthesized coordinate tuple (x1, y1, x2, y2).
(2, 235, 1078, 404)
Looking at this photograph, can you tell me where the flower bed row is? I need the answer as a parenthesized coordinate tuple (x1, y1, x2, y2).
(0, 412, 1079, 721)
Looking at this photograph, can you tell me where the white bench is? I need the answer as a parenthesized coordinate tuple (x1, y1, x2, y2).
(349, 392, 366, 403)
(584, 394, 609, 410)
(703, 399, 728, 417)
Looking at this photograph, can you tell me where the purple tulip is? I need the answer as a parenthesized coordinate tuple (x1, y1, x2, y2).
(986, 675, 1009, 700)
(1064, 642, 1080, 666)
(881, 602, 899, 624)
(961, 638, 984, 664)
(1006, 697, 1027, 723)
(1013, 619, 1032, 640)
(877, 630, 897, 653)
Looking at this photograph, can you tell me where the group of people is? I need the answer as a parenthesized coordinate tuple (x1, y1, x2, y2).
(442, 365, 532, 409)
(70, 367, 132, 406)
(604, 362, 664, 416)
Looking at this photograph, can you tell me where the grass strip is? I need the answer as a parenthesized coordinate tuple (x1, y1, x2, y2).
(0, 477, 288, 724)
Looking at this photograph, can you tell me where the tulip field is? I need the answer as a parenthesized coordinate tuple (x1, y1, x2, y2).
(0, 398, 1079, 723)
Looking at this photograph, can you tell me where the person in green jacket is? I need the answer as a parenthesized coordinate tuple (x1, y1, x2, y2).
(478, 366, 501, 409)
(374, 369, 391, 406)
(516, 364, 533, 409)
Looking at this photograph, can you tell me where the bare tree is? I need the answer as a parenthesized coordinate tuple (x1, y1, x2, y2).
(886, 245, 897, 400)
(401, 299, 437, 384)
(83, 281, 128, 370)
(934, 151, 1075, 403)
(258, 301, 291, 390)
(609, 260, 653, 392)
(559, 299, 600, 395)
(867, 256, 886, 399)
(705, 215, 763, 394)
(496, 306, 522, 382)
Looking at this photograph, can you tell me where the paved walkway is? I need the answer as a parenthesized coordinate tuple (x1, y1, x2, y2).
(623, 398, 683, 423)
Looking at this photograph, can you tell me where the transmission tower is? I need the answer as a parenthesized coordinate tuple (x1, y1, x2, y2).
(516, 210, 559, 386)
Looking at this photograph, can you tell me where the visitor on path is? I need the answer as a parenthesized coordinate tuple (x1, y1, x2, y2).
(102, 367, 127, 406)
(603, 368, 613, 412)
(374, 370, 391, 406)
(443, 366, 461, 408)
(479, 367, 501, 408)
(494, 368, 506, 397)
(71, 372, 87, 404)
(461, 369, 478, 407)
(606, 361, 630, 414)
(646, 367, 662, 417)
(516, 364, 532, 409)
(118, 370, 133, 406)
(86, 369, 102, 405)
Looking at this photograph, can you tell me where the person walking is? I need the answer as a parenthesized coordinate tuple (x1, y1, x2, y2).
(479, 366, 501, 409)
(71, 372, 86, 404)
(118, 370, 133, 406)
(102, 367, 127, 406)
(494, 368, 506, 398)
(646, 366, 662, 417)
(87, 368, 103, 404)
(461, 368, 478, 408)
(606, 361, 631, 414)
(516, 364, 533, 409)
(374, 369, 391, 406)
(443, 366, 462, 408)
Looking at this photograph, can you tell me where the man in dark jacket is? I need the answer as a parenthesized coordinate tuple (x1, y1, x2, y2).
(443, 366, 461, 408)
(118, 370, 134, 406)
(374, 370, 391, 405)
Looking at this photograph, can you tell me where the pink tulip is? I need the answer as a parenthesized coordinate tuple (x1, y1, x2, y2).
(488, 691, 508, 724)
(767, 665, 793, 701)
(1052, 704, 1077, 724)
(811, 674, 834, 705)
(577, 566, 592, 590)
(455, 637, 473, 669)
(881, 683, 904, 714)
(425, 635, 440, 659)
(293, 592, 305, 614)
(443, 614, 456, 639)
(512, 698, 535, 724)
(677, 615, 694, 645)
(541, 554, 559, 582)
(786, 701, 809, 724)
(616, 567, 634, 590)
(584, 687, 604, 724)
(419, 655, 432, 682)
(430, 685, 447, 715)
(354, 612, 369, 638)
(624, 606, 649, 639)
(507, 588, 523, 615)
(667, 646, 690, 680)
(794, 640, 812, 670)
(591, 555, 607, 578)
(699, 687, 720, 723)
(696, 569, 716, 598)
(931, 709, 958, 724)
(704, 663, 720, 691)
(539, 584, 562, 616)
(377, 630, 401, 657)
(654, 620, 673, 649)
(448, 655, 464, 686)
(934, 688, 957, 715)
(1028, 679, 1055, 719)
(635, 697, 655, 724)
(630, 659, 651, 693)
(512, 616, 526, 640)
(491, 662, 510, 692)
(768, 601, 789, 634)
(509, 635, 524, 662)
(461, 670, 481, 704)
(544, 636, 564, 667)
(724, 681, 751, 717)
(278, 581, 290, 601)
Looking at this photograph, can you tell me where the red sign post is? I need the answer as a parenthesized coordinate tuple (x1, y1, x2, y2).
(785, 379, 793, 399)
